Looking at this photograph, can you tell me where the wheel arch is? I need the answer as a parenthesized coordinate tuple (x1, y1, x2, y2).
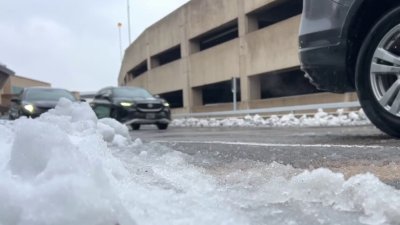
(343, 0, 400, 88)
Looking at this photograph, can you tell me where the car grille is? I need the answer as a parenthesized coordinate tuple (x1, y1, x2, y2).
(137, 103, 163, 112)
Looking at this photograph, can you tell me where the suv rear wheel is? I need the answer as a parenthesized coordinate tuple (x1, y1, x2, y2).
(157, 123, 168, 130)
(356, 6, 400, 137)
(131, 124, 141, 130)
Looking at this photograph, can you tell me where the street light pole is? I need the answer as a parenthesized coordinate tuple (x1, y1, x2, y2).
(127, 0, 132, 44)
(117, 22, 123, 62)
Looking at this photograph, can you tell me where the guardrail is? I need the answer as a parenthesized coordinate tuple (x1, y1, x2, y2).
(173, 101, 361, 119)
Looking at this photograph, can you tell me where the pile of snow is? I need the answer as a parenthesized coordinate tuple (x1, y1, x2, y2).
(0, 99, 242, 225)
(219, 161, 400, 225)
(0, 99, 135, 225)
(171, 109, 371, 128)
(0, 99, 399, 225)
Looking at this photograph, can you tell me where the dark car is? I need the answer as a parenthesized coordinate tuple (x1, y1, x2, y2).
(90, 87, 171, 130)
(8, 87, 78, 119)
(299, 0, 400, 137)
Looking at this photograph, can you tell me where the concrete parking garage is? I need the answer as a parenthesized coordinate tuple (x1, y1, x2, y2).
(119, 0, 357, 114)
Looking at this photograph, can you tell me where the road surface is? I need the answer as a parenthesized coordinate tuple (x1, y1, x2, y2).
(132, 125, 400, 188)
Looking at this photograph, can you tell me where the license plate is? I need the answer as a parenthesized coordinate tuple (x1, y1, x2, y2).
(146, 113, 155, 119)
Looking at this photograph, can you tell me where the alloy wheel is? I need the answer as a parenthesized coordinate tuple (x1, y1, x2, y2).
(370, 24, 400, 116)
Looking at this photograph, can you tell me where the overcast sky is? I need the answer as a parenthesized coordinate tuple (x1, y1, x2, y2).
(0, 0, 190, 92)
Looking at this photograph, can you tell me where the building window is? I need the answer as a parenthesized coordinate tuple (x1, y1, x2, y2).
(159, 90, 184, 108)
(247, 0, 302, 33)
(151, 45, 181, 68)
(128, 60, 148, 79)
(190, 20, 239, 53)
(198, 79, 241, 105)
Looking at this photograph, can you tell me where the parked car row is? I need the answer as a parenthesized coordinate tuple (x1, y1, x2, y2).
(8, 86, 171, 130)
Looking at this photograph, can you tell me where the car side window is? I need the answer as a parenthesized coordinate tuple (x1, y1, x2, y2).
(92, 105, 111, 119)
(95, 89, 106, 99)
(92, 88, 112, 118)
(104, 89, 112, 97)
(96, 88, 112, 99)
(98, 89, 105, 95)
(19, 90, 25, 100)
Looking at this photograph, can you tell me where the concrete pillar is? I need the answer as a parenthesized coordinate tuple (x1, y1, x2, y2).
(191, 87, 203, 106)
(150, 57, 160, 69)
(143, 32, 150, 90)
(189, 41, 200, 54)
(249, 75, 261, 100)
(237, 0, 251, 109)
(182, 3, 204, 113)
(246, 15, 259, 33)
(180, 6, 191, 113)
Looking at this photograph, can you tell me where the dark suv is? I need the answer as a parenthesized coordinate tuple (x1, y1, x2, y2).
(300, 0, 400, 137)
(91, 87, 171, 130)
(9, 87, 78, 119)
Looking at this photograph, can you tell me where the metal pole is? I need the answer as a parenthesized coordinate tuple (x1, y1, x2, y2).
(232, 77, 237, 111)
(118, 22, 123, 62)
(127, 0, 132, 44)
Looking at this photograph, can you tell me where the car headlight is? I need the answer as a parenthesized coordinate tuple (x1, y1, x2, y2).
(23, 104, 35, 114)
(120, 102, 134, 107)
(163, 102, 170, 107)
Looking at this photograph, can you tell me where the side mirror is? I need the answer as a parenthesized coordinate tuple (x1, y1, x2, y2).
(95, 93, 111, 101)
(11, 97, 20, 104)
(154, 95, 160, 98)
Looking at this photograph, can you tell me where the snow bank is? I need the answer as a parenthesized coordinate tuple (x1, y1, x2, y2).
(0, 99, 135, 225)
(0, 99, 399, 225)
(171, 109, 371, 128)
(0, 99, 243, 225)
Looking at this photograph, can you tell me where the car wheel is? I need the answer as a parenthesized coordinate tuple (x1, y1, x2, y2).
(356, 6, 400, 137)
(157, 123, 168, 130)
(131, 124, 141, 130)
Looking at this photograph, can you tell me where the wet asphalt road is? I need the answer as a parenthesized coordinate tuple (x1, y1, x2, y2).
(132, 125, 400, 188)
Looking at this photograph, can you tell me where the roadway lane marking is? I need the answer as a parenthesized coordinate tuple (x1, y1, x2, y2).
(153, 140, 387, 149)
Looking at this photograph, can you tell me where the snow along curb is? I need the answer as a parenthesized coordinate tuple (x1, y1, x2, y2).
(171, 109, 371, 128)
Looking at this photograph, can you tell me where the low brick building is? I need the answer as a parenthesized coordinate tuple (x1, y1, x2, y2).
(0, 64, 51, 115)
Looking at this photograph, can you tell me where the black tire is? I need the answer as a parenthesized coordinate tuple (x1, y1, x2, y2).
(356, 6, 400, 137)
(131, 124, 141, 130)
(156, 123, 168, 130)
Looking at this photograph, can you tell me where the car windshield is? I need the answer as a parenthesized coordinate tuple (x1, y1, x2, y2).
(24, 89, 76, 101)
(113, 88, 153, 99)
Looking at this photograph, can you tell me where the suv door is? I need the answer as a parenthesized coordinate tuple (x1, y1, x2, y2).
(91, 88, 113, 119)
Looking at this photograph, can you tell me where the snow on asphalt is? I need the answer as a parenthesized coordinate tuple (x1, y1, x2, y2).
(171, 109, 371, 128)
(0, 99, 399, 225)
